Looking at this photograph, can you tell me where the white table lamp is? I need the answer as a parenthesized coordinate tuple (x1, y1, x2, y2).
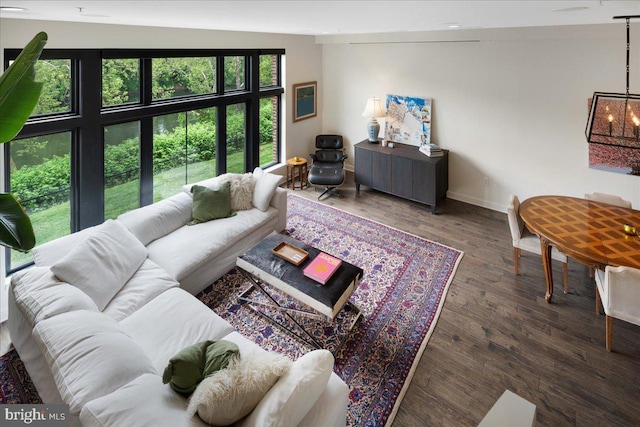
(362, 97, 385, 143)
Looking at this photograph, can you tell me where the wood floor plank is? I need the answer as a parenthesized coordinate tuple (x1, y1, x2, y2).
(295, 174, 640, 426)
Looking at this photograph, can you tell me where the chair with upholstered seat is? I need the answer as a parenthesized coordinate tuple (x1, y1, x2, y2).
(507, 194, 568, 293)
(308, 134, 348, 200)
(595, 265, 640, 351)
(584, 192, 632, 208)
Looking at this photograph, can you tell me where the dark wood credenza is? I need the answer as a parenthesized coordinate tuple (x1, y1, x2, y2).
(354, 140, 448, 214)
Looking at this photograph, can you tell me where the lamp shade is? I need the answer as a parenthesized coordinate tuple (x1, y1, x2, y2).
(362, 97, 385, 118)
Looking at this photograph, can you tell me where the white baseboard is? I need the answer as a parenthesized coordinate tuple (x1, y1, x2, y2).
(446, 191, 505, 213)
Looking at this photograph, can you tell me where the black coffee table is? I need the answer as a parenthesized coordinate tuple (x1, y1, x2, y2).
(236, 232, 363, 348)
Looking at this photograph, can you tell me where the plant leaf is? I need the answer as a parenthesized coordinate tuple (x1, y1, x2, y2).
(0, 31, 48, 144)
(0, 193, 35, 252)
(0, 76, 43, 144)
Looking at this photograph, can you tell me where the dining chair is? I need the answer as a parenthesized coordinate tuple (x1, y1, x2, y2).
(594, 265, 640, 351)
(584, 192, 632, 209)
(507, 195, 568, 293)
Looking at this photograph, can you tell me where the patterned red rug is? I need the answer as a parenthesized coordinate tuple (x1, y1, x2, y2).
(0, 194, 463, 426)
(198, 194, 464, 426)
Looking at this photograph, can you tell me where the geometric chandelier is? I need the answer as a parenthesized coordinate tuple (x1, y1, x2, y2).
(586, 16, 640, 146)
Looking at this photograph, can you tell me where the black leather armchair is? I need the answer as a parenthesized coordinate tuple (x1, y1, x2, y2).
(308, 134, 347, 200)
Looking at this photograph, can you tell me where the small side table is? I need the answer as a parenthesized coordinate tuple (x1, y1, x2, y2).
(286, 157, 309, 190)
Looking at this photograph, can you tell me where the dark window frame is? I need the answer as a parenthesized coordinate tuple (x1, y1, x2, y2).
(3, 48, 284, 273)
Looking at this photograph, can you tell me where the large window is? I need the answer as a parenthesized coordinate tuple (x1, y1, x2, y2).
(8, 133, 72, 267)
(226, 104, 245, 173)
(152, 107, 217, 200)
(4, 48, 283, 272)
(102, 59, 140, 106)
(152, 57, 217, 100)
(104, 121, 140, 219)
(33, 59, 72, 115)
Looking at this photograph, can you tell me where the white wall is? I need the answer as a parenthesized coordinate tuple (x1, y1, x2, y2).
(0, 18, 324, 164)
(318, 24, 640, 211)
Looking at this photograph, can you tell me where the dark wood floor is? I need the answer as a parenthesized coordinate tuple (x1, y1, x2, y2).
(293, 173, 640, 427)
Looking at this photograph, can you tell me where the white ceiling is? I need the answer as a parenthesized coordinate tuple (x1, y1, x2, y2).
(1, 1, 640, 36)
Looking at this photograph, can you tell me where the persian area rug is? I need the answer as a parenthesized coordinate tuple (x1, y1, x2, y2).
(0, 348, 41, 404)
(0, 194, 464, 427)
(197, 194, 464, 426)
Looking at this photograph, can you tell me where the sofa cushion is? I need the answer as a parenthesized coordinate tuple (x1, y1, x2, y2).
(11, 266, 99, 326)
(187, 350, 292, 426)
(102, 259, 179, 322)
(252, 167, 283, 212)
(190, 183, 235, 224)
(80, 374, 208, 427)
(162, 340, 240, 395)
(50, 219, 148, 311)
(182, 174, 224, 196)
(119, 288, 235, 372)
(118, 192, 192, 246)
(31, 224, 99, 266)
(240, 349, 334, 427)
(32, 310, 156, 415)
(146, 208, 276, 282)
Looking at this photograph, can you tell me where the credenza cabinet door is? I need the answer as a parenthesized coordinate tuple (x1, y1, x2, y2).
(371, 150, 392, 193)
(392, 156, 413, 200)
(411, 159, 434, 204)
(354, 145, 372, 188)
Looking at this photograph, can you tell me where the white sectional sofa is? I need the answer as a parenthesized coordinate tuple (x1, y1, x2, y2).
(8, 169, 349, 426)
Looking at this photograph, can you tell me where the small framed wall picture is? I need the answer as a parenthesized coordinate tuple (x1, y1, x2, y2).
(293, 81, 317, 122)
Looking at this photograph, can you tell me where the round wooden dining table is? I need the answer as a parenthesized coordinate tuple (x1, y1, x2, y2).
(519, 195, 640, 302)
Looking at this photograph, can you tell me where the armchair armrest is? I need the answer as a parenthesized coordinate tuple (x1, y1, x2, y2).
(270, 187, 288, 232)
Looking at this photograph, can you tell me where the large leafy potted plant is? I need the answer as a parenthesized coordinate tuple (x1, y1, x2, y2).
(0, 32, 48, 252)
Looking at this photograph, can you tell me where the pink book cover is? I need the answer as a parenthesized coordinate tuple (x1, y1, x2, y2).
(303, 252, 342, 285)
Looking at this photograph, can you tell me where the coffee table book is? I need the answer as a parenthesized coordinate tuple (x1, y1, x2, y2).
(303, 252, 342, 285)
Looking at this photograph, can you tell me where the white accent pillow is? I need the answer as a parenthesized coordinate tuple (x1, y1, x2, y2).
(187, 350, 292, 426)
(220, 173, 256, 211)
(252, 168, 284, 212)
(240, 350, 334, 427)
(32, 311, 156, 415)
(51, 219, 148, 311)
(11, 266, 98, 326)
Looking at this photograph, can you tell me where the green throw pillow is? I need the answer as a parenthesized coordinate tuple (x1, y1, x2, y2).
(190, 182, 236, 225)
(162, 339, 240, 395)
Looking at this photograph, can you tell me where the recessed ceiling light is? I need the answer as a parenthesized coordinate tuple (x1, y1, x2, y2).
(552, 6, 590, 13)
(0, 6, 27, 12)
(442, 22, 461, 29)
